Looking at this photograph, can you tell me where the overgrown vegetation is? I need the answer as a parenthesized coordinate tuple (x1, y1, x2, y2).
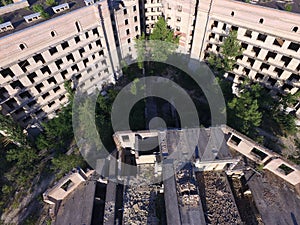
(285, 3, 293, 12)
(32, 4, 50, 19)
(207, 30, 298, 142)
(208, 30, 243, 74)
(135, 16, 180, 67)
(0, 0, 13, 6)
(45, 0, 58, 6)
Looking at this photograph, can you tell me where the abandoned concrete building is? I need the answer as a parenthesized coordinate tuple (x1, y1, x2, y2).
(1, 0, 300, 127)
(42, 126, 300, 224)
(109, 127, 300, 225)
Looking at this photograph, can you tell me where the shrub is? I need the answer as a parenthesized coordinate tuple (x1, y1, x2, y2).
(1, 0, 13, 6)
(45, 0, 58, 6)
(32, 4, 50, 19)
(285, 4, 292, 12)
(32, 4, 44, 13)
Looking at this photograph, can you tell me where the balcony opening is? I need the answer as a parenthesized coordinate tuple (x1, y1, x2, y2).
(255, 73, 264, 80)
(19, 91, 32, 99)
(47, 77, 57, 85)
(49, 47, 58, 55)
(33, 54, 45, 64)
(61, 70, 68, 79)
(35, 83, 44, 93)
(244, 30, 252, 38)
(55, 59, 63, 69)
(288, 74, 300, 82)
(18, 60, 30, 72)
(61, 41, 69, 50)
(247, 58, 255, 66)
(41, 66, 51, 74)
(273, 38, 284, 47)
(260, 63, 270, 71)
(11, 80, 24, 89)
(0, 68, 14, 78)
(253, 46, 261, 57)
(42, 92, 50, 99)
(267, 77, 277, 86)
(265, 51, 276, 60)
(257, 33, 267, 42)
(282, 83, 293, 91)
(28, 72, 37, 83)
(287, 42, 300, 52)
(281, 56, 292, 67)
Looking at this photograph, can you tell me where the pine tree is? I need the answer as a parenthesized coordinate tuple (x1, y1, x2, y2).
(149, 17, 179, 62)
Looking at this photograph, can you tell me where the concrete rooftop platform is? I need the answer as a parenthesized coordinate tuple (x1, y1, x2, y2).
(54, 180, 96, 225)
(245, 170, 300, 225)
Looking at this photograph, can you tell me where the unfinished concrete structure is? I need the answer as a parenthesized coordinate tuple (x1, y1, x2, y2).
(0, 1, 121, 127)
(1, 0, 300, 127)
(43, 168, 95, 218)
(114, 128, 245, 224)
(113, 126, 300, 224)
(223, 125, 300, 195)
(191, 0, 300, 115)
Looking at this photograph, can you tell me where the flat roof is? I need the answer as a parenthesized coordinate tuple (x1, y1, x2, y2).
(162, 162, 181, 225)
(54, 180, 96, 225)
(245, 170, 300, 224)
(0, 0, 87, 39)
(235, 0, 300, 14)
(163, 128, 232, 162)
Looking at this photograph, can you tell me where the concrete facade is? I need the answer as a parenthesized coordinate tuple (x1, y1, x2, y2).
(191, 0, 300, 113)
(1, 0, 300, 127)
(0, 1, 121, 127)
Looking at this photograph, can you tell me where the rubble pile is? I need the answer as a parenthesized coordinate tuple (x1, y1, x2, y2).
(123, 164, 159, 225)
(199, 172, 242, 225)
(176, 166, 200, 208)
(123, 185, 158, 225)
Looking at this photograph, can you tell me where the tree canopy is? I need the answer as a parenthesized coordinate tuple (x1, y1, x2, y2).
(149, 17, 179, 62)
(208, 30, 243, 73)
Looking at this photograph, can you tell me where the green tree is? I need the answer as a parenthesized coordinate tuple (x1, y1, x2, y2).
(208, 30, 243, 73)
(149, 17, 179, 62)
(64, 80, 74, 101)
(285, 4, 292, 12)
(228, 90, 262, 137)
(32, 4, 50, 19)
(6, 147, 38, 170)
(51, 154, 86, 177)
(36, 105, 73, 150)
(45, 0, 57, 6)
(1, 0, 13, 6)
(134, 33, 146, 70)
(0, 114, 27, 146)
